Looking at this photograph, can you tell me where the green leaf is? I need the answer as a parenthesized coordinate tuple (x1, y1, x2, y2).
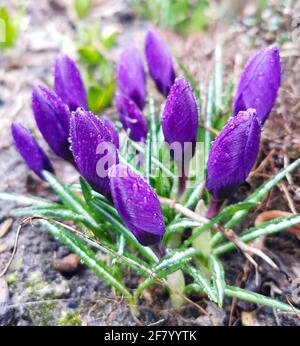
(78, 45, 102, 64)
(41, 220, 132, 299)
(224, 285, 300, 314)
(155, 248, 197, 273)
(183, 201, 258, 247)
(0, 7, 20, 50)
(87, 81, 115, 112)
(11, 207, 87, 224)
(176, 58, 200, 100)
(0, 192, 54, 208)
(211, 157, 300, 247)
(79, 176, 92, 203)
(213, 213, 300, 256)
(185, 283, 300, 314)
(42, 171, 104, 237)
(209, 255, 225, 307)
(186, 266, 218, 303)
(74, 0, 91, 18)
(90, 200, 159, 264)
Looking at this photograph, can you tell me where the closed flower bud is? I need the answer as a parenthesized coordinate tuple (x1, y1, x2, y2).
(145, 29, 175, 97)
(233, 45, 281, 124)
(206, 109, 261, 200)
(54, 54, 88, 111)
(115, 93, 148, 142)
(102, 115, 119, 149)
(109, 164, 166, 246)
(32, 85, 73, 162)
(162, 76, 198, 161)
(11, 122, 54, 179)
(117, 45, 146, 110)
(70, 109, 118, 197)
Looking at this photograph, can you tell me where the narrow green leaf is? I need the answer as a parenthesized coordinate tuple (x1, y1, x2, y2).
(0, 192, 54, 208)
(209, 255, 225, 307)
(79, 177, 92, 203)
(224, 285, 300, 314)
(11, 207, 87, 224)
(41, 220, 132, 299)
(183, 201, 258, 247)
(43, 171, 100, 229)
(213, 213, 300, 256)
(90, 200, 159, 264)
(186, 266, 218, 303)
(155, 248, 197, 272)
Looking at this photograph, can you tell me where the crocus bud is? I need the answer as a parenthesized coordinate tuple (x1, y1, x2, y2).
(117, 45, 146, 110)
(233, 45, 281, 124)
(206, 109, 261, 200)
(70, 109, 118, 197)
(115, 93, 148, 142)
(145, 29, 176, 97)
(109, 164, 166, 246)
(32, 86, 73, 162)
(103, 115, 119, 149)
(11, 122, 54, 180)
(54, 54, 88, 111)
(162, 76, 198, 161)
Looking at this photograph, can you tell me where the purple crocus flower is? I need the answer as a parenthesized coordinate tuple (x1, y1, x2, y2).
(145, 29, 176, 97)
(109, 164, 166, 246)
(54, 54, 88, 111)
(162, 76, 198, 161)
(206, 109, 261, 200)
(103, 115, 120, 149)
(32, 85, 73, 162)
(233, 45, 281, 124)
(70, 108, 119, 197)
(11, 122, 54, 180)
(117, 45, 146, 110)
(115, 93, 148, 142)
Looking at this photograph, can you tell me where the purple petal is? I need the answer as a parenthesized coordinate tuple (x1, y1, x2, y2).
(145, 29, 175, 97)
(162, 76, 198, 160)
(11, 122, 54, 180)
(206, 109, 261, 199)
(233, 45, 281, 124)
(32, 85, 73, 162)
(117, 45, 146, 110)
(109, 164, 166, 246)
(70, 108, 119, 196)
(115, 93, 148, 142)
(54, 54, 88, 111)
(102, 115, 120, 149)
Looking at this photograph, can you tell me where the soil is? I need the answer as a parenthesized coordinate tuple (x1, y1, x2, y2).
(0, 0, 300, 326)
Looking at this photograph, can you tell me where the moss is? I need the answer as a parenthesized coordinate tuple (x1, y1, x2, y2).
(6, 271, 18, 284)
(27, 303, 56, 326)
(58, 311, 82, 326)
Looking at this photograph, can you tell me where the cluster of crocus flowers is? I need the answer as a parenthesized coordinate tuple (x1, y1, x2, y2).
(12, 52, 166, 246)
(11, 33, 281, 247)
(115, 28, 175, 142)
(206, 45, 281, 202)
(12, 54, 87, 177)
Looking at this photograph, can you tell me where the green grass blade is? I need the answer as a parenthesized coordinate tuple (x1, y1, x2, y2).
(183, 201, 258, 247)
(209, 255, 225, 307)
(213, 213, 300, 256)
(40, 220, 132, 299)
(0, 192, 54, 208)
(186, 266, 218, 303)
(42, 171, 102, 233)
(224, 286, 300, 314)
(90, 200, 159, 264)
